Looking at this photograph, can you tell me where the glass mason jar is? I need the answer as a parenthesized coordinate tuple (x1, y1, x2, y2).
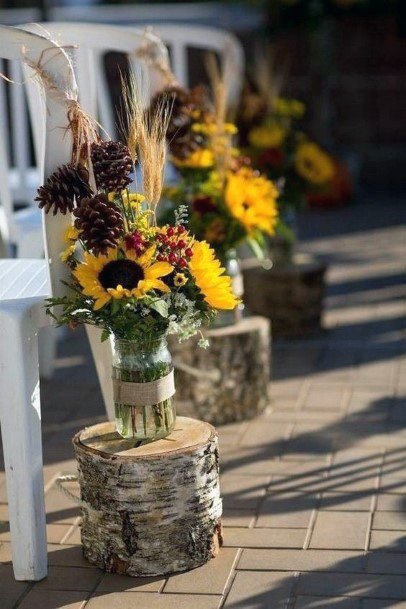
(215, 248, 244, 327)
(112, 336, 176, 442)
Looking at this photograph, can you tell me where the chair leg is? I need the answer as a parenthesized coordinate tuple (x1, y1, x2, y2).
(38, 325, 57, 380)
(0, 301, 47, 581)
(85, 324, 114, 421)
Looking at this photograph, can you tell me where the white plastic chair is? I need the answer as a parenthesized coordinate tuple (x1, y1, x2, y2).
(152, 24, 245, 108)
(0, 58, 43, 258)
(0, 25, 78, 581)
(25, 22, 170, 140)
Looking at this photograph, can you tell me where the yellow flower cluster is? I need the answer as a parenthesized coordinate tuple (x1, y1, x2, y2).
(295, 142, 335, 185)
(192, 122, 238, 136)
(60, 225, 80, 262)
(172, 148, 214, 169)
(225, 169, 279, 236)
(248, 124, 286, 149)
(188, 241, 240, 310)
(275, 97, 306, 119)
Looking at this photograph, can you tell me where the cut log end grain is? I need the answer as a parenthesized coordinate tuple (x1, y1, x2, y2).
(73, 417, 222, 576)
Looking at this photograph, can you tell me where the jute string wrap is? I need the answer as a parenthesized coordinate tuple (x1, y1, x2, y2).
(112, 369, 175, 406)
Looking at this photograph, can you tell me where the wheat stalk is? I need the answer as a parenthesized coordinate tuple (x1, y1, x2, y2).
(254, 44, 289, 114)
(121, 72, 172, 212)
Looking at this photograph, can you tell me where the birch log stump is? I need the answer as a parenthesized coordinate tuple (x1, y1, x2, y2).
(242, 255, 327, 339)
(73, 417, 222, 576)
(170, 316, 271, 425)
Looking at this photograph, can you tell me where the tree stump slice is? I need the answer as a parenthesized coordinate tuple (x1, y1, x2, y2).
(242, 255, 327, 339)
(170, 316, 271, 425)
(72, 417, 222, 576)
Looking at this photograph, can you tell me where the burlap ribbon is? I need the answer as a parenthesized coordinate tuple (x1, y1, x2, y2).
(113, 370, 175, 407)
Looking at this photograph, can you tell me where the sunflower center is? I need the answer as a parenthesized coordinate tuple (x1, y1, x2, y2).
(98, 260, 144, 291)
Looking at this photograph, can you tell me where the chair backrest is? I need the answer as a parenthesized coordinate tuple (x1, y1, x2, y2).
(23, 23, 170, 140)
(0, 25, 78, 297)
(151, 24, 245, 108)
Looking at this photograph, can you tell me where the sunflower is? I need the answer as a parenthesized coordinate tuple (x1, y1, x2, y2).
(60, 225, 80, 261)
(225, 169, 279, 236)
(172, 148, 214, 169)
(295, 142, 335, 185)
(248, 124, 286, 149)
(188, 241, 239, 310)
(174, 273, 187, 287)
(73, 246, 172, 310)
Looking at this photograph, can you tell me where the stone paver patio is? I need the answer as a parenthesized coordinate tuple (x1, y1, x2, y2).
(0, 196, 405, 608)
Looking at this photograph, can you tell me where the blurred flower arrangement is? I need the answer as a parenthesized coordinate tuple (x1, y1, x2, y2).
(237, 46, 351, 263)
(149, 54, 279, 265)
(37, 74, 238, 441)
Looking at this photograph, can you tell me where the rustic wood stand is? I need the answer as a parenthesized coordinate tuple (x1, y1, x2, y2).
(242, 255, 327, 339)
(73, 417, 222, 576)
(170, 316, 271, 425)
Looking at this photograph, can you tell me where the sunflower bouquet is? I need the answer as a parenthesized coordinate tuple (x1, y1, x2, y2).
(245, 97, 335, 212)
(237, 48, 336, 264)
(152, 59, 279, 319)
(39, 79, 239, 442)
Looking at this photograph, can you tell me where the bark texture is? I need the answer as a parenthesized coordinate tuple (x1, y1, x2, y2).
(242, 256, 327, 338)
(170, 316, 271, 425)
(73, 418, 222, 576)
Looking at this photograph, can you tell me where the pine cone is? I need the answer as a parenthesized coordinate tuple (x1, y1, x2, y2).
(91, 141, 133, 193)
(36, 164, 91, 215)
(73, 194, 124, 254)
(150, 86, 208, 159)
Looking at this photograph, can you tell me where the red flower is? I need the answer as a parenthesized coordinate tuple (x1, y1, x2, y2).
(192, 196, 216, 214)
(258, 148, 284, 170)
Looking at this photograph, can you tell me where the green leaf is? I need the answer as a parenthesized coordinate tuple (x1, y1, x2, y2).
(149, 299, 169, 318)
(111, 299, 121, 315)
(100, 329, 110, 343)
(247, 236, 265, 260)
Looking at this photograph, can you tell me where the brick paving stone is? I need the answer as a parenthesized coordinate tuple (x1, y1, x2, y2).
(319, 492, 373, 511)
(45, 485, 81, 524)
(366, 552, 406, 574)
(373, 511, 406, 531)
(163, 548, 239, 594)
(0, 564, 30, 609)
(222, 509, 256, 528)
(362, 601, 406, 609)
(239, 421, 289, 449)
(34, 566, 103, 591)
(86, 592, 222, 609)
(369, 530, 406, 552)
(17, 589, 88, 609)
(223, 570, 295, 608)
(376, 494, 405, 511)
(256, 492, 317, 528)
(96, 573, 165, 593)
(221, 475, 270, 510)
(310, 512, 369, 550)
(303, 387, 347, 411)
(223, 527, 306, 549)
(294, 596, 360, 609)
(46, 544, 97, 568)
(296, 572, 406, 599)
(238, 549, 366, 573)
